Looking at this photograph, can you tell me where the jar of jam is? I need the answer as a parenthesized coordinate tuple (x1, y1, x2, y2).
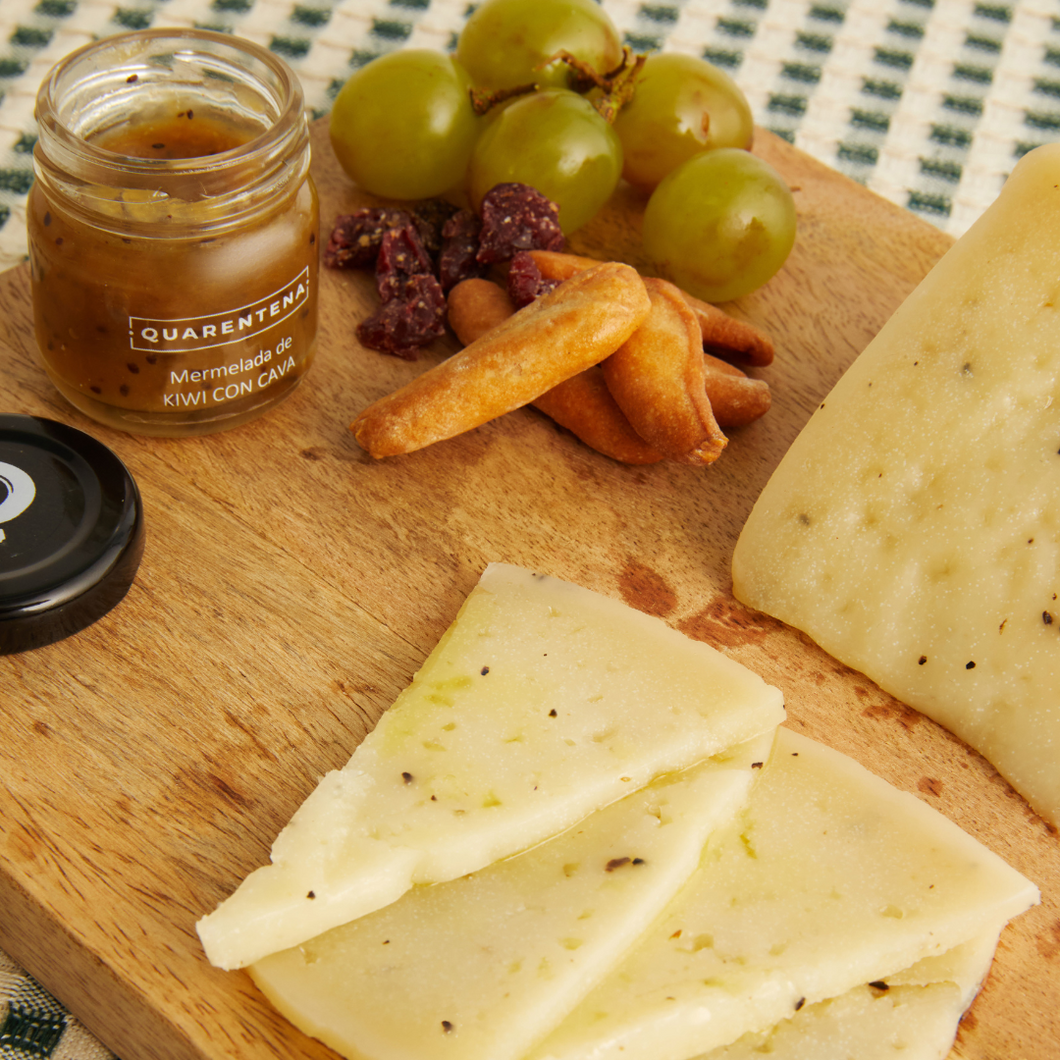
(28, 29, 319, 436)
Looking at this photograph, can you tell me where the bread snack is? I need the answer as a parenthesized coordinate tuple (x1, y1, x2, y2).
(352, 261, 651, 457)
(733, 142, 1060, 828)
(683, 292, 775, 367)
(445, 276, 515, 345)
(447, 278, 665, 464)
(532, 368, 666, 465)
(602, 276, 728, 465)
(527, 249, 609, 280)
(446, 276, 767, 457)
(529, 249, 776, 366)
(702, 353, 772, 428)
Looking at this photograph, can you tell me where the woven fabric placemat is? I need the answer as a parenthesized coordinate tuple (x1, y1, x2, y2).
(2, 0, 1059, 1056)
(1, 949, 114, 1059)
(2, 0, 1060, 273)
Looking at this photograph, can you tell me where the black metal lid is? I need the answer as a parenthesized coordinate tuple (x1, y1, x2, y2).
(0, 415, 144, 655)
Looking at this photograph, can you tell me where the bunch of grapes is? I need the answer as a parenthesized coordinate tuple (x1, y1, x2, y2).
(328, 0, 796, 302)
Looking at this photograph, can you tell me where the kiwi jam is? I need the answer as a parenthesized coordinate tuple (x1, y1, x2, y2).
(28, 30, 319, 437)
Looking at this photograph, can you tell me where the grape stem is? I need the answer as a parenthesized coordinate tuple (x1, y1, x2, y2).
(469, 83, 540, 116)
(549, 46, 646, 122)
(468, 48, 646, 122)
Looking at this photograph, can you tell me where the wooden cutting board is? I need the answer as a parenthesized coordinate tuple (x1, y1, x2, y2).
(1, 117, 1057, 1060)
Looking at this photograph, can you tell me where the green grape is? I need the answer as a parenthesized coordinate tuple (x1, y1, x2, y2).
(642, 149, 796, 303)
(614, 53, 754, 190)
(329, 50, 481, 200)
(467, 89, 623, 234)
(457, 0, 623, 92)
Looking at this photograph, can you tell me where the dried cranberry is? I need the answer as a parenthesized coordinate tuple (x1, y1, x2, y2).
(324, 208, 411, 269)
(375, 224, 434, 303)
(356, 273, 446, 359)
(438, 209, 488, 291)
(507, 251, 561, 308)
(476, 183, 565, 265)
(411, 198, 460, 259)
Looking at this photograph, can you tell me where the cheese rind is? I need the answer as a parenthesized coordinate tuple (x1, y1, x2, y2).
(529, 728, 1038, 1060)
(248, 734, 774, 1060)
(731, 143, 1060, 826)
(197, 563, 785, 969)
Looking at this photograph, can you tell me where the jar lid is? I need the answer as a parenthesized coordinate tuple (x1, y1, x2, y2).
(0, 415, 145, 654)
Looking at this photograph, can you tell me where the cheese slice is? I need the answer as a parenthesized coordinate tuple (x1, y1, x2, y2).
(197, 563, 785, 969)
(731, 143, 1060, 827)
(248, 733, 774, 1060)
(701, 931, 1000, 1060)
(529, 728, 1038, 1060)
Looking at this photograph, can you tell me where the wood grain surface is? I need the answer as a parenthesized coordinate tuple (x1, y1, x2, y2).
(1, 117, 1057, 1060)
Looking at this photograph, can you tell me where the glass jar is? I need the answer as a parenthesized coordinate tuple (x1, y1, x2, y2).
(28, 29, 319, 437)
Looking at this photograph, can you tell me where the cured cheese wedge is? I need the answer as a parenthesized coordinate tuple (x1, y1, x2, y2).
(701, 931, 1002, 1060)
(197, 563, 785, 969)
(528, 728, 1038, 1060)
(248, 734, 774, 1060)
(731, 143, 1060, 827)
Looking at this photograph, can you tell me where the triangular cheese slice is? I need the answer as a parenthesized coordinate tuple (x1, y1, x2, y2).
(248, 734, 774, 1060)
(528, 728, 1038, 1060)
(198, 563, 785, 969)
(731, 143, 1060, 827)
(699, 931, 1001, 1060)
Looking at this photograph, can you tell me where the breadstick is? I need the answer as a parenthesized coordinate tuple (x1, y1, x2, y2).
(602, 277, 728, 466)
(529, 250, 775, 366)
(353, 262, 652, 458)
(683, 293, 775, 367)
(532, 368, 666, 465)
(447, 276, 769, 448)
(446, 278, 515, 345)
(527, 249, 605, 281)
(447, 277, 664, 464)
(703, 353, 773, 427)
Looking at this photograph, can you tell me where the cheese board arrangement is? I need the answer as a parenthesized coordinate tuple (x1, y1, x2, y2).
(2, 96, 1060, 1060)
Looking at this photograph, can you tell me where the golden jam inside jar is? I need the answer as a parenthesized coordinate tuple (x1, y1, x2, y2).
(28, 30, 319, 437)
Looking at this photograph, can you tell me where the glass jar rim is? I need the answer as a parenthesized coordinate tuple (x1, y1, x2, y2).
(34, 28, 306, 182)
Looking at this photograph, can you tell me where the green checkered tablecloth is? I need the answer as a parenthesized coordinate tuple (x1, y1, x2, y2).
(2, 0, 1060, 274)
(1, 950, 113, 1059)
(2, 0, 1059, 1056)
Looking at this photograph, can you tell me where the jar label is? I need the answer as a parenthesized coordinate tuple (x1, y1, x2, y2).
(29, 171, 319, 434)
(130, 268, 311, 354)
